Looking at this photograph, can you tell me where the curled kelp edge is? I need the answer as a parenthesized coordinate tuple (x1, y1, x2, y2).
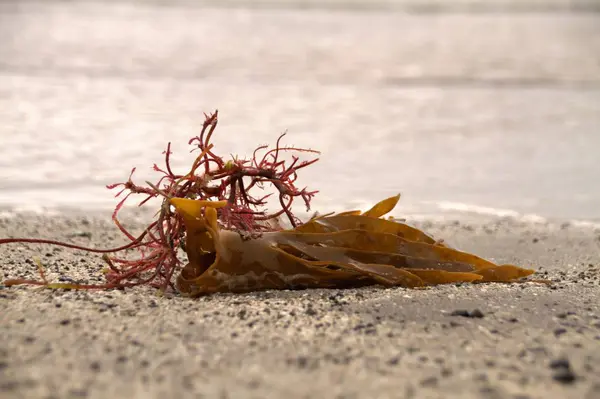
(170, 195, 535, 296)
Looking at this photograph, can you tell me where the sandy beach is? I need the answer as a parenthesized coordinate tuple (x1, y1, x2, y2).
(1, 0, 600, 398)
(1, 212, 599, 399)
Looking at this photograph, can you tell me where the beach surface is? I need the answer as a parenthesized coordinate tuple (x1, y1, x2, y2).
(1, 0, 600, 398)
(1, 213, 599, 399)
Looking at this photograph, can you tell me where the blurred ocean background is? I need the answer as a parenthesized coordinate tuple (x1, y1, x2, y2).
(0, 0, 599, 224)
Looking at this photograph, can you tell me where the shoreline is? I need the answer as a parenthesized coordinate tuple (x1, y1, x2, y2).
(2, 202, 599, 232)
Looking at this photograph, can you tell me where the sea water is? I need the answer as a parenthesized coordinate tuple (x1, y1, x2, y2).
(1, 1, 599, 225)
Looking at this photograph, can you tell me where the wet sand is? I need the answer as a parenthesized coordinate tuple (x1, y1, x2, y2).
(1, 213, 599, 399)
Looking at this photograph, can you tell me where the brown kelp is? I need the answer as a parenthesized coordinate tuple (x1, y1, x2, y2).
(170, 195, 534, 295)
(1, 111, 534, 294)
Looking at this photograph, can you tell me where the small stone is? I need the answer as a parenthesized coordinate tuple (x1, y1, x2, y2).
(296, 356, 309, 368)
(451, 309, 470, 317)
(553, 368, 576, 384)
(549, 358, 570, 369)
(441, 368, 453, 377)
(305, 307, 318, 316)
(553, 328, 567, 337)
(90, 361, 101, 371)
(387, 356, 400, 366)
(450, 309, 484, 318)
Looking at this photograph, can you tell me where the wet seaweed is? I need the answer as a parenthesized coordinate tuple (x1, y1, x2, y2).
(1, 111, 535, 294)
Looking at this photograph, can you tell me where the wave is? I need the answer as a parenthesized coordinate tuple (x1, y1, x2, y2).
(425, 200, 600, 229)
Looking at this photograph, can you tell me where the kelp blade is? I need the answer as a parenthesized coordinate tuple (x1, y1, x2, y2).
(170, 196, 534, 295)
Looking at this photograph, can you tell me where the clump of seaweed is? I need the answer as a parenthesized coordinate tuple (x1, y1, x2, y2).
(1, 111, 535, 294)
(1, 111, 319, 291)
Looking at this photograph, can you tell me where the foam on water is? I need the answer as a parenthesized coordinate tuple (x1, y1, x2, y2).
(431, 201, 548, 223)
(2, 188, 599, 231)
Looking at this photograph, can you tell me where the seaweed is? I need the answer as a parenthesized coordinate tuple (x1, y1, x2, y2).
(1, 111, 535, 294)
(170, 195, 534, 295)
